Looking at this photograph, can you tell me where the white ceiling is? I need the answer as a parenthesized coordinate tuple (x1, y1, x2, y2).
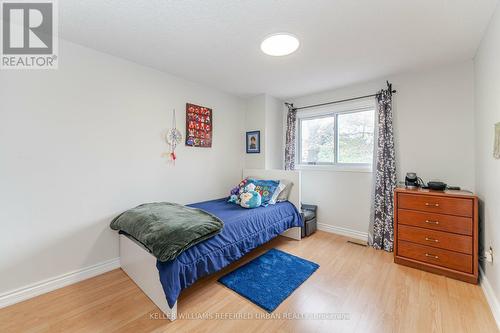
(60, 0, 498, 98)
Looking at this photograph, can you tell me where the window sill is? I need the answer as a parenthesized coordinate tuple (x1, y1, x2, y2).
(295, 164, 373, 173)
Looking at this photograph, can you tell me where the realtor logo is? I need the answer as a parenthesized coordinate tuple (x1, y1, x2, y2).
(1, 0, 58, 69)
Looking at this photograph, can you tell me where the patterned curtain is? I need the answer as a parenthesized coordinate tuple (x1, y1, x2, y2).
(371, 89, 396, 251)
(284, 104, 297, 170)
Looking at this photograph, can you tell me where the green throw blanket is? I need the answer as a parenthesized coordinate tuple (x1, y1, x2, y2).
(110, 202, 223, 262)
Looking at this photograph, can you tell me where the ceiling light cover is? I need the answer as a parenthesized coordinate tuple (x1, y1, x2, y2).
(261, 33, 300, 56)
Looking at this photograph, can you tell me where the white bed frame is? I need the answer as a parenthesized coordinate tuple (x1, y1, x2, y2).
(119, 169, 301, 321)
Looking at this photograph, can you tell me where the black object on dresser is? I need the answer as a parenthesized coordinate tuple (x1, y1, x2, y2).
(301, 204, 317, 238)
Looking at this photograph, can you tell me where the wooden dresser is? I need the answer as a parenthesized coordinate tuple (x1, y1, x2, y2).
(394, 188, 478, 284)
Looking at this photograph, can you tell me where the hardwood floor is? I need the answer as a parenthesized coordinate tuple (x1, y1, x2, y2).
(0, 231, 497, 333)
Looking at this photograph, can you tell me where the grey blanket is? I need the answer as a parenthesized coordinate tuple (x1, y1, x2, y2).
(110, 202, 223, 262)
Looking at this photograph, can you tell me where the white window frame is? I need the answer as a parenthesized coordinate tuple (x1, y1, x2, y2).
(295, 98, 376, 173)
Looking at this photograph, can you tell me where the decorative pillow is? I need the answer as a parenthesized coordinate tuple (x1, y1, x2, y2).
(228, 178, 249, 204)
(240, 191, 262, 209)
(244, 183, 256, 192)
(277, 179, 293, 202)
(246, 178, 280, 206)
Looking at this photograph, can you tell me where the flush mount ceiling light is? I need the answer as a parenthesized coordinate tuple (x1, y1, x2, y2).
(260, 33, 300, 56)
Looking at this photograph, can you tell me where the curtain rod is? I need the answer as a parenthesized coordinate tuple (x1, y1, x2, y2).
(286, 81, 396, 111)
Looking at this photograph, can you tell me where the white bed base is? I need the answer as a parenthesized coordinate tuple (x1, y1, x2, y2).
(119, 169, 301, 321)
(120, 235, 177, 320)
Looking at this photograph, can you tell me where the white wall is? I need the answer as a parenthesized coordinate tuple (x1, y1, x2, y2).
(0, 40, 245, 295)
(265, 95, 284, 169)
(474, 2, 500, 320)
(244, 95, 266, 169)
(288, 61, 475, 236)
(244, 94, 284, 170)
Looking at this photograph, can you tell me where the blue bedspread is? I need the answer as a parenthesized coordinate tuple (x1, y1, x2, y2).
(156, 198, 302, 308)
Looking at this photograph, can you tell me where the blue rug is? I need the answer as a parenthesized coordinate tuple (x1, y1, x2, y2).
(218, 248, 320, 312)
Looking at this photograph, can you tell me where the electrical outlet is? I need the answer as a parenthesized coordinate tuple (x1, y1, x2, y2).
(484, 246, 494, 263)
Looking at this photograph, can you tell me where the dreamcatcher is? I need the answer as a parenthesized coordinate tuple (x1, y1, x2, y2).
(165, 109, 182, 163)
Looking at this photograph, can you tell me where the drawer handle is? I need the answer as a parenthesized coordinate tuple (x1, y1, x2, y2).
(425, 220, 440, 225)
(425, 253, 439, 259)
(425, 202, 440, 207)
(425, 237, 439, 243)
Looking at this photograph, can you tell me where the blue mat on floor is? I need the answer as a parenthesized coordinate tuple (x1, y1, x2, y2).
(218, 248, 320, 312)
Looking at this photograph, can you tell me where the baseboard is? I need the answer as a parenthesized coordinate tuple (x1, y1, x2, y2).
(480, 267, 500, 330)
(0, 257, 120, 309)
(317, 223, 369, 243)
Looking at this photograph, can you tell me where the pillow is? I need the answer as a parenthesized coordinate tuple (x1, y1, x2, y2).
(277, 179, 293, 202)
(240, 191, 262, 209)
(246, 178, 280, 206)
(269, 182, 286, 205)
(228, 178, 249, 204)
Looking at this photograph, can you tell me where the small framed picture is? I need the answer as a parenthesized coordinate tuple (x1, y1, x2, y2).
(246, 131, 260, 154)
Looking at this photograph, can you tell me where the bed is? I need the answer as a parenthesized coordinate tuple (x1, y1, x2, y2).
(119, 169, 302, 321)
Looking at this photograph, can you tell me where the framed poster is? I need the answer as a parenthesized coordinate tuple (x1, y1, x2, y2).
(246, 130, 260, 153)
(185, 103, 212, 147)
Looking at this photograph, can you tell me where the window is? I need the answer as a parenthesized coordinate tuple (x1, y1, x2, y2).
(299, 115, 336, 164)
(298, 103, 375, 168)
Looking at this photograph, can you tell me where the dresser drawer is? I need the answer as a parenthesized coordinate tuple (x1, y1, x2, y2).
(398, 193, 472, 217)
(398, 240, 472, 273)
(397, 209, 473, 235)
(398, 225, 472, 254)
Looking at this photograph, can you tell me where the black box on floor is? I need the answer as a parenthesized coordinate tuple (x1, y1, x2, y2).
(301, 204, 317, 238)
